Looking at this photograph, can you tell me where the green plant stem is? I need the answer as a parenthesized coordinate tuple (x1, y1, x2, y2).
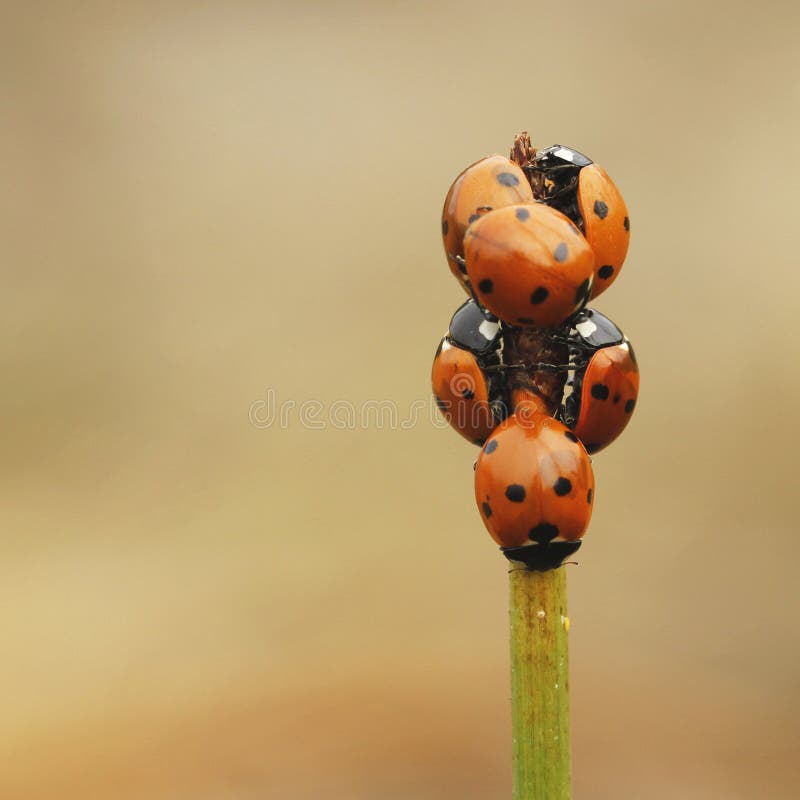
(509, 565, 572, 800)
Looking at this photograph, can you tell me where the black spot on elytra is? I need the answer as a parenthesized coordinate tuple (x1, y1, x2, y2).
(554, 242, 568, 262)
(529, 523, 559, 543)
(553, 477, 572, 496)
(462, 389, 475, 399)
(468, 213, 481, 225)
(478, 279, 493, 293)
(574, 278, 591, 305)
(484, 439, 498, 454)
(564, 431, 579, 443)
(505, 484, 526, 502)
(482, 502, 492, 518)
(587, 488, 593, 504)
(594, 200, 609, 219)
(516, 207, 530, 222)
(497, 172, 520, 187)
(598, 265, 614, 279)
(624, 216, 630, 231)
(517, 317, 535, 324)
(591, 383, 609, 400)
(442, 219, 449, 236)
(530, 287, 549, 305)
(625, 398, 636, 414)
(613, 393, 620, 404)
(434, 396, 448, 413)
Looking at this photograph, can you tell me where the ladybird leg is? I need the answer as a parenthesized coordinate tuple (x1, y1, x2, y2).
(485, 360, 590, 373)
(524, 360, 590, 372)
(461, 270, 496, 317)
(450, 273, 500, 324)
(483, 363, 529, 373)
(537, 333, 575, 346)
(539, 333, 598, 352)
(456, 260, 478, 301)
(533, 174, 579, 202)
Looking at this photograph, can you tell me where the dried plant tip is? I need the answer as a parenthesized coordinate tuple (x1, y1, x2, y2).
(510, 131, 546, 198)
(510, 131, 535, 169)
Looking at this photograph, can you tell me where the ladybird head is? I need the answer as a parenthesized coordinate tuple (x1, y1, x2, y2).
(569, 308, 624, 349)
(447, 299, 501, 356)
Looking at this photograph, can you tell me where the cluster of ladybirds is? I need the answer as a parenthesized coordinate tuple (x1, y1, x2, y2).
(432, 133, 639, 570)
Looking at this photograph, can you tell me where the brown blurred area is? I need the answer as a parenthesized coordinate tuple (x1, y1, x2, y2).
(2, 1, 799, 797)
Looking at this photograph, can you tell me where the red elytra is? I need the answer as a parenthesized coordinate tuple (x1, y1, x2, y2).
(463, 203, 595, 328)
(572, 340, 639, 454)
(474, 413, 594, 548)
(441, 155, 533, 293)
(576, 164, 630, 299)
(432, 338, 500, 446)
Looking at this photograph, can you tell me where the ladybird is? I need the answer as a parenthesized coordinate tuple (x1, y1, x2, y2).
(463, 203, 595, 328)
(442, 155, 533, 293)
(431, 301, 506, 445)
(447, 298, 502, 355)
(474, 413, 595, 552)
(556, 308, 639, 453)
(530, 145, 629, 299)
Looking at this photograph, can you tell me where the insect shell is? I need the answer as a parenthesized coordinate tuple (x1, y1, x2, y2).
(463, 203, 595, 328)
(441, 155, 533, 294)
(557, 308, 639, 454)
(530, 145, 630, 300)
(431, 300, 509, 446)
(474, 412, 595, 550)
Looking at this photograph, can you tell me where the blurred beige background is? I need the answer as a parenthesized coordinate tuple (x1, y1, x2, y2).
(2, 1, 799, 797)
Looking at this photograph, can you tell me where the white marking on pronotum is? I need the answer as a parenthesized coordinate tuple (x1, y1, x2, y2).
(575, 318, 598, 338)
(562, 367, 576, 406)
(536, 609, 546, 619)
(553, 147, 574, 162)
(478, 319, 500, 341)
